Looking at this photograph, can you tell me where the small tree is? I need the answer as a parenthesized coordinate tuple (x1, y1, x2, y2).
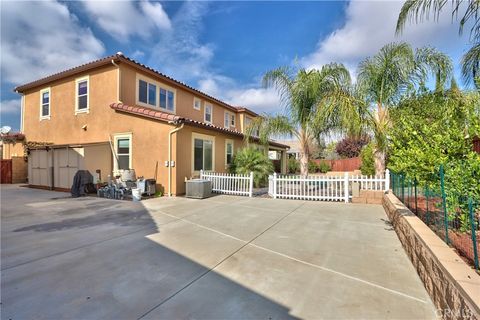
(360, 143, 375, 176)
(335, 136, 369, 158)
(231, 147, 274, 187)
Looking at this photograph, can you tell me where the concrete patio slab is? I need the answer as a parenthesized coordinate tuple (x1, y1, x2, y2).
(1, 185, 437, 319)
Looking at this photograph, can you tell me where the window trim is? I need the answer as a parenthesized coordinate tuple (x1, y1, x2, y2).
(39, 87, 51, 120)
(225, 139, 234, 167)
(135, 73, 176, 114)
(224, 111, 230, 128)
(75, 76, 89, 114)
(113, 133, 132, 174)
(204, 104, 213, 124)
(193, 97, 201, 110)
(191, 132, 215, 174)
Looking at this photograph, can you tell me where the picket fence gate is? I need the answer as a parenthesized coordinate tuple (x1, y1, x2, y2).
(200, 170, 254, 197)
(268, 169, 390, 203)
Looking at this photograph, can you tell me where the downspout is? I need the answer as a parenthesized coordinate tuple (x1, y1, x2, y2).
(111, 59, 121, 102)
(168, 122, 184, 197)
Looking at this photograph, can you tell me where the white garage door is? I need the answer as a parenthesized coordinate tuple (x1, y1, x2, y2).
(54, 147, 85, 189)
(28, 150, 51, 187)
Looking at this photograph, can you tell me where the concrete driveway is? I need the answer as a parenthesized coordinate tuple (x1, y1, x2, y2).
(1, 185, 436, 319)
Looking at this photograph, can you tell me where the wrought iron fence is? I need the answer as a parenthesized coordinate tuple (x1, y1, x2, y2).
(390, 166, 479, 270)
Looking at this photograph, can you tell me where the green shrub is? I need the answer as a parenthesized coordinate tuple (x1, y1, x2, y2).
(232, 147, 274, 187)
(288, 158, 300, 174)
(308, 160, 318, 173)
(360, 143, 375, 176)
(318, 161, 331, 173)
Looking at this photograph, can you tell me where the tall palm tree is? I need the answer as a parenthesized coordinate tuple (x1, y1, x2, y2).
(396, 0, 480, 88)
(245, 64, 352, 176)
(356, 42, 453, 174)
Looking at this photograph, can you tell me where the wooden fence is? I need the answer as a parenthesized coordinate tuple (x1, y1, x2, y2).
(313, 157, 361, 172)
(200, 170, 254, 197)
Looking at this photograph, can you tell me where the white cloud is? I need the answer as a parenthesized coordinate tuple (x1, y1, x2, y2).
(0, 1, 105, 85)
(0, 99, 21, 115)
(145, 2, 280, 114)
(81, 0, 171, 42)
(301, 0, 470, 75)
(148, 2, 213, 81)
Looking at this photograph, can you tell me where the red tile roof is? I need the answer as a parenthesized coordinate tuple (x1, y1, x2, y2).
(109, 103, 288, 149)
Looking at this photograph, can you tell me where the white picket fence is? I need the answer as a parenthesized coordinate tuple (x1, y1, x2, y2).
(200, 170, 254, 197)
(268, 169, 390, 203)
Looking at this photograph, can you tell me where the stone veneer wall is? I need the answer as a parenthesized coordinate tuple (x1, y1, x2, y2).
(383, 192, 480, 320)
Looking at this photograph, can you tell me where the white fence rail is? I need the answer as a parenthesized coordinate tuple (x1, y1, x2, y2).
(200, 170, 254, 197)
(268, 169, 389, 203)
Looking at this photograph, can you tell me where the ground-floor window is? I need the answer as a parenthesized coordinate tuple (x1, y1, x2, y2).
(193, 134, 214, 172)
(225, 140, 233, 167)
(114, 133, 132, 171)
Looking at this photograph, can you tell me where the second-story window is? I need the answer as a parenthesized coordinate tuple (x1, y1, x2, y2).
(40, 88, 50, 119)
(138, 80, 157, 107)
(160, 88, 175, 112)
(193, 98, 201, 110)
(76, 77, 89, 113)
(224, 112, 230, 128)
(205, 104, 212, 123)
(231, 114, 235, 127)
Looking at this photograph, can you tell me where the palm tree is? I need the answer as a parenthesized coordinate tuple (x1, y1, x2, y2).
(396, 0, 480, 88)
(230, 147, 273, 187)
(356, 42, 453, 174)
(245, 64, 353, 176)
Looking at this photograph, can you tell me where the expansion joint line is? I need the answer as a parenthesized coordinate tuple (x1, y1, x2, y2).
(137, 202, 307, 319)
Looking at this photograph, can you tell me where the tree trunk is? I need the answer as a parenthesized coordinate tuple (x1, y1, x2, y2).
(299, 128, 310, 176)
(373, 149, 385, 175)
(299, 152, 309, 176)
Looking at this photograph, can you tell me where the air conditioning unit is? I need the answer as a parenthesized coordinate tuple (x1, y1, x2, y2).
(137, 178, 156, 196)
(186, 179, 212, 199)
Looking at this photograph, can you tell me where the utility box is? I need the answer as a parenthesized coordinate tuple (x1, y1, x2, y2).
(186, 179, 212, 199)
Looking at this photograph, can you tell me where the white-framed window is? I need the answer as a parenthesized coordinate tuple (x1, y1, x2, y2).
(231, 114, 235, 127)
(205, 104, 213, 124)
(138, 79, 157, 106)
(224, 111, 230, 128)
(192, 133, 214, 172)
(245, 116, 259, 136)
(39, 88, 50, 120)
(136, 74, 176, 113)
(193, 97, 201, 110)
(113, 133, 132, 172)
(75, 76, 89, 113)
(225, 139, 234, 167)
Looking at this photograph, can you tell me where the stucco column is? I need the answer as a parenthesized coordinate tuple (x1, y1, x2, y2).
(281, 150, 287, 174)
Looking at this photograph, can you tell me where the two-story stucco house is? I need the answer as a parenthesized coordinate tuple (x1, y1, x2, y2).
(14, 52, 288, 196)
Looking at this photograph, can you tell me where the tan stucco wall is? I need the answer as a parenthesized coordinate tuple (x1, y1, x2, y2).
(23, 65, 119, 144)
(175, 125, 246, 195)
(83, 144, 112, 182)
(1, 142, 24, 159)
(120, 64, 240, 131)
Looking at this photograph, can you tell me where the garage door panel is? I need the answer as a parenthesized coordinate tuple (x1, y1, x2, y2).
(28, 150, 51, 187)
(53, 148, 84, 189)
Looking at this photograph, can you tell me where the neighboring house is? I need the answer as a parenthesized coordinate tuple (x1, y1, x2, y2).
(14, 53, 288, 195)
(0, 133, 27, 184)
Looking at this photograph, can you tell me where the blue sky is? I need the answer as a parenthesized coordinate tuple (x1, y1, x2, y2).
(0, 1, 473, 131)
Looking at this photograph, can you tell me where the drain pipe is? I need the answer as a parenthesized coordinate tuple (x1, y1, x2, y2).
(168, 122, 184, 197)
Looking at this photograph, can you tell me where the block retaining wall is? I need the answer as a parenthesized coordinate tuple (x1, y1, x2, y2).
(383, 192, 480, 320)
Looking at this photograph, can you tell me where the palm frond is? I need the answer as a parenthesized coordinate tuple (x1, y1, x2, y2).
(396, 0, 480, 41)
(461, 42, 480, 88)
